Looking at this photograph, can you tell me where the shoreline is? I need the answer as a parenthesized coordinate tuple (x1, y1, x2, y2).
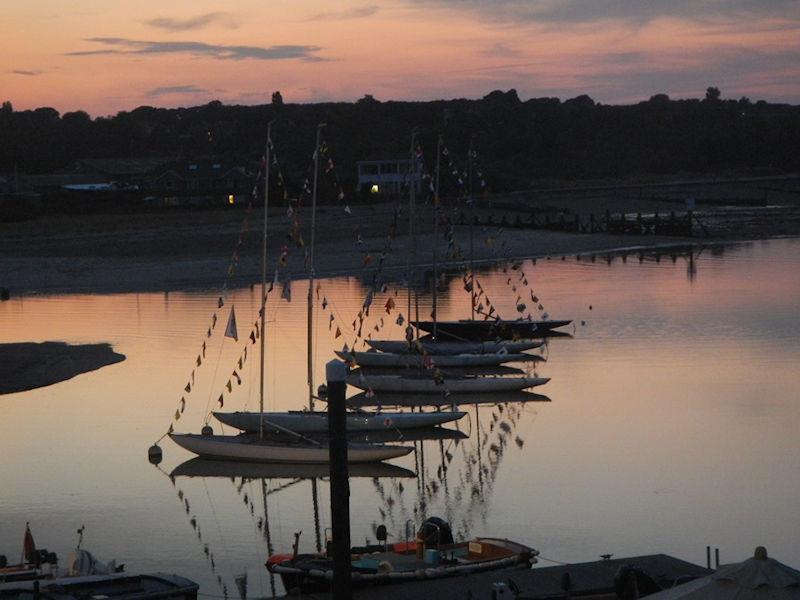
(2, 197, 799, 297)
(0, 342, 126, 395)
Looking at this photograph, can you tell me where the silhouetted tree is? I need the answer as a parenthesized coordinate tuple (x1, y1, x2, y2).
(705, 87, 721, 102)
(271, 91, 283, 108)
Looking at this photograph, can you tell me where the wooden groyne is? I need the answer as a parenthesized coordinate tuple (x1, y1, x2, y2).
(456, 209, 706, 237)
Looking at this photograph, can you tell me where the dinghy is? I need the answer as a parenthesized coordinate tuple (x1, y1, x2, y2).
(169, 433, 412, 463)
(366, 339, 544, 355)
(267, 517, 538, 592)
(347, 372, 549, 394)
(335, 350, 539, 368)
(213, 409, 465, 433)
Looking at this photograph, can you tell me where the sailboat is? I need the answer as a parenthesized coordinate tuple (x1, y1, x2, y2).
(335, 349, 540, 368)
(365, 338, 543, 355)
(170, 124, 412, 464)
(347, 370, 549, 394)
(213, 409, 465, 433)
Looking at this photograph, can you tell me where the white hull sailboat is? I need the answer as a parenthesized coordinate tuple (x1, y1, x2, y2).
(335, 350, 540, 368)
(366, 339, 544, 355)
(169, 126, 415, 465)
(347, 373, 550, 394)
(213, 410, 465, 433)
(169, 433, 412, 464)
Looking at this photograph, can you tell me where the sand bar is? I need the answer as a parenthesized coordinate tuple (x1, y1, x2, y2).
(0, 342, 126, 395)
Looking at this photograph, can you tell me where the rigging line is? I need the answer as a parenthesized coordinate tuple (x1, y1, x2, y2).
(201, 477, 235, 591)
(202, 335, 229, 425)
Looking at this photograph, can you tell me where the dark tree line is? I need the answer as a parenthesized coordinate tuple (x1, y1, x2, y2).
(1, 89, 799, 193)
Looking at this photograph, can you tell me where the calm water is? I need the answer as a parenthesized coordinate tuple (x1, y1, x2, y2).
(1, 239, 799, 596)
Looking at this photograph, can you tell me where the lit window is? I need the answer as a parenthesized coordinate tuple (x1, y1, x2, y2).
(371, 184, 379, 194)
(228, 194, 235, 205)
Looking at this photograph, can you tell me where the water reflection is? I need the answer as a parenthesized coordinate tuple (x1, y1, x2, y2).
(1, 240, 799, 598)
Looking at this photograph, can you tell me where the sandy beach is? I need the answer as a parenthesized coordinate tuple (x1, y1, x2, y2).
(4, 190, 798, 297)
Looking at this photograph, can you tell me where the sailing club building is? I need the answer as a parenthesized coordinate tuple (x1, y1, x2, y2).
(356, 158, 424, 198)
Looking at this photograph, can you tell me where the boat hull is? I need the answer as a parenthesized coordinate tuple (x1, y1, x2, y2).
(347, 374, 549, 394)
(346, 390, 552, 407)
(366, 339, 544, 355)
(268, 537, 537, 592)
(213, 410, 465, 433)
(412, 319, 571, 340)
(336, 350, 539, 368)
(169, 433, 412, 463)
(170, 458, 416, 479)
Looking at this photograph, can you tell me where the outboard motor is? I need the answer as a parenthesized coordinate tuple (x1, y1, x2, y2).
(417, 517, 453, 547)
(614, 565, 662, 599)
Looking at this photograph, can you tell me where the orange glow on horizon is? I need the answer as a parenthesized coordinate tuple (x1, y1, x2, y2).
(1, 1, 798, 116)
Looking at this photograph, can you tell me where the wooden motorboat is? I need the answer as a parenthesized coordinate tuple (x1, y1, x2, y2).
(267, 517, 538, 592)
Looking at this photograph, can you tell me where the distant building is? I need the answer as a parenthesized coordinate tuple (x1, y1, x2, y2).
(357, 159, 423, 198)
(149, 160, 252, 206)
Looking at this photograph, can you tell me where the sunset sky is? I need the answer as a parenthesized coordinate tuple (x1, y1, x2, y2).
(3, 0, 800, 117)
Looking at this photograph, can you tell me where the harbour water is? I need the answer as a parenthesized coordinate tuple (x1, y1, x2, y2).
(1, 239, 799, 596)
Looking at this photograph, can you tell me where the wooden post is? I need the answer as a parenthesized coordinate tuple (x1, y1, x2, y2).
(327, 359, 352, 600)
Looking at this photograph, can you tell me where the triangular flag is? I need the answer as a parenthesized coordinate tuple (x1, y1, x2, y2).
(218, 394, 224, 407)
(335, 327, 342, 338)
(226, 380, 233, 393)
(225, 307, 239, 342)
(218, 297, 224, 308)
(185, 382, 191, 393)
(196, 355, 202, 367)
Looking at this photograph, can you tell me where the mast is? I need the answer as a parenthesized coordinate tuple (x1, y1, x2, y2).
(259, 121, 273, 439)
(468, 136, 476, 321)
(407, 128, 418, 336)
(432, 135, 442, 340)
(307, 123, 326, 411)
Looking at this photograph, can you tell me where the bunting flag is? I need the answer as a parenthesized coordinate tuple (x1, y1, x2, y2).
(217, 297, 224, 309)
(185, 382, 192, 393)
(180, 397, 186, 413)
(202, 341, 206, 358)
(322, 297, 328, 310)
(196, 355, 202, 367)
(224, 307, 239, 342)
(232, 371, 241, 385)
(218, 394, 224, 408)
(226, 380, 233, 393)
(335, 327, 342, 338)
(249, 331, 256, 344)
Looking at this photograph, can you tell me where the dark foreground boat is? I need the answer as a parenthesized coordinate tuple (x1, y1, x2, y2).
(266, 517, 538, 592)
(0, 573, 198, 600)
(412, 319, 571, 340)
